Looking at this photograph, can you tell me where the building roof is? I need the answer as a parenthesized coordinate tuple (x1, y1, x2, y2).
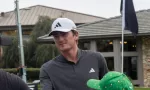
(77, 9, 150, 38)
(0, 5, 105, 26)
(37, 9, 150, 43)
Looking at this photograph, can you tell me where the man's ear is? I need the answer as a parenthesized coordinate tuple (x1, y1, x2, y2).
(74, 31, 79, 40)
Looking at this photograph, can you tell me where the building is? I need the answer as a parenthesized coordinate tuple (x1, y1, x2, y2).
(0, 5, 104, 39)
(38, 9, 150, 87)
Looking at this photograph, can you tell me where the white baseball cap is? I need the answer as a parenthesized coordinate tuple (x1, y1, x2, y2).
(48, 18, 77, 36)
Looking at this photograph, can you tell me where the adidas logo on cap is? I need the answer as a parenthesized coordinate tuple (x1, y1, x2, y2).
(54, 22, 62, 28)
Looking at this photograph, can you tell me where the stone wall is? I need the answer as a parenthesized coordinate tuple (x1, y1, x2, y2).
(142, 36, 150, 87)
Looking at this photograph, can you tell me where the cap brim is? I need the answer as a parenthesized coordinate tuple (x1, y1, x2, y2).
(87, 79, 101, 90)
(48, 29, 71, 36)
(0, 36, 12, 46)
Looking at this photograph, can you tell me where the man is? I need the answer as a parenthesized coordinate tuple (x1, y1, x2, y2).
(40, 18, 108, 90)
(0, 36, 30, 90)
(87, 71, 133, 90)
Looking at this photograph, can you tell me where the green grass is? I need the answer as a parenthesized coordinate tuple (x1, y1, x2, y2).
(134, 87, 150, 90)
(37, 87, 150, 90)
(37, 84, 150, 90)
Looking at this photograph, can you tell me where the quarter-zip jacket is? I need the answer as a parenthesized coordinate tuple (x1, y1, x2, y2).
(40, 49, 108, 90)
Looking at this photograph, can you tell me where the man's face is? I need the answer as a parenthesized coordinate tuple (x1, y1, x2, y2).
(52, 31, 78, 52)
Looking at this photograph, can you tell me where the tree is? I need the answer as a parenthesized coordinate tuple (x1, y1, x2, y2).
(3, 37, 19, 68)
(30, 16, 53, 42)
(2, 16, 59, 68)
(28, 16, 59, 67)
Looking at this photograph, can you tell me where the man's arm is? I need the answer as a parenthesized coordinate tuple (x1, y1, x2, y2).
(16, 76, 30, 90)
(40, 66, 53, 90)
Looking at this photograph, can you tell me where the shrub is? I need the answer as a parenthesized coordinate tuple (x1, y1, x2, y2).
(3, 68, 40, 81)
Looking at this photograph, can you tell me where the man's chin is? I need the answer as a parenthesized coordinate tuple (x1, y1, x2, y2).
(59, 48, 70, 52)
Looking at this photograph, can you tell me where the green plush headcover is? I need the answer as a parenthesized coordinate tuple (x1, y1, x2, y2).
(87, 71, 133, 90)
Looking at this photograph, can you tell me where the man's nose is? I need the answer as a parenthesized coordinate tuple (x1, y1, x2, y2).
(56, 34, 65, 41)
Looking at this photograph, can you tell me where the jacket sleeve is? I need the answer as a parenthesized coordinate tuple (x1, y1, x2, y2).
(0, 70, 30, 90)
(97, 53, 109, 79)
(7, 72, 30, 90)
(40, 66, 53, 90)
(17, 76, 30, 90)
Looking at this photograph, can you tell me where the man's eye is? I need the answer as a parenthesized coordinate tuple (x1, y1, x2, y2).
(54, 35, 59, 38)
(61, 33, 67, 36)
(53, 32, 68, 38)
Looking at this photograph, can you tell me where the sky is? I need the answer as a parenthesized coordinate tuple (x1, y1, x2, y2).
(0, 0, 150, 18)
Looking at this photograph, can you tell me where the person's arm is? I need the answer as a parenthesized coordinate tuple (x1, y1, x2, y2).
(17, 76, 30, 90)
(4, 71, 30, 90)
(97, 53, 109, 79)
(40, 66, 53, 90)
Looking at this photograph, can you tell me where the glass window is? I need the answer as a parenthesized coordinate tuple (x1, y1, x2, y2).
(123, 57, 137, 80)
(120, 39, 136, 51)
(96, 39, 113, 52)
(2, 30, 17, 36)
(23, 30, 31, 35)
(78, 41, 90, 50)
(105, 57, 114, 71)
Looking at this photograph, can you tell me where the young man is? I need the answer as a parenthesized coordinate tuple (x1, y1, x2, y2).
(0, 36, 30, 90)
(40, 18, 108, 90)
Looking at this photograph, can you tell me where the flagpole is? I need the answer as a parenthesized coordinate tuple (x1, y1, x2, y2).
(121, 0, 125, 73)
(15, 0, 27, 82)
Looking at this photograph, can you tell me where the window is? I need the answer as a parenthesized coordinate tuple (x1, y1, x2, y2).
(78, 41, 90, 50)
(2, 30, 17, 36)
(123, 57, 137, 80)
(2, 30, 31, 36)
(120, 39, 136, 51)
(96, 39, 113, 52)
(23, 30, 31, 35)
(105, 57, 114, 71)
